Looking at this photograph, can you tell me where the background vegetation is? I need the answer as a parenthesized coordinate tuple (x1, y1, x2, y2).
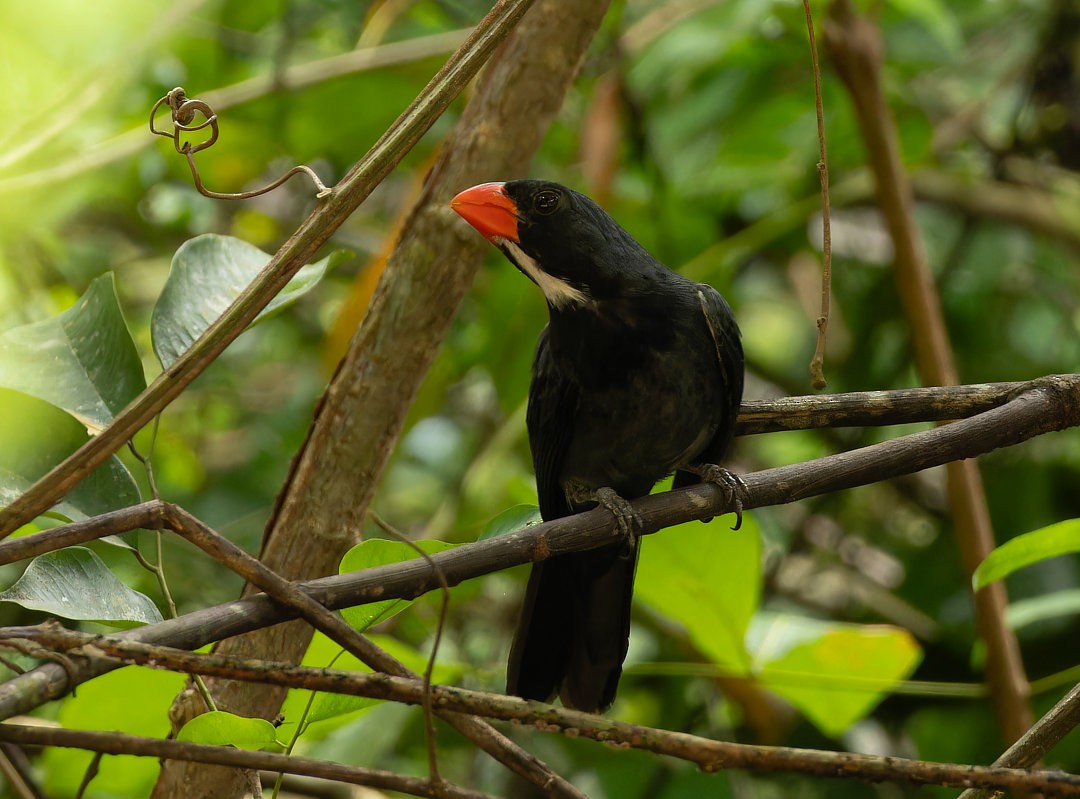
(1, 0, 1079, 796)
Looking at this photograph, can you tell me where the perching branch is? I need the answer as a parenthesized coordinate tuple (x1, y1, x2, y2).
(0, 376, 1075, 723)
(0, 377, 1064, 569)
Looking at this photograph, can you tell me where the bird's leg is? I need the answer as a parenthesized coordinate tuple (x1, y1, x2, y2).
(686, 464, 746, 530)
(565, 482, 642, 558)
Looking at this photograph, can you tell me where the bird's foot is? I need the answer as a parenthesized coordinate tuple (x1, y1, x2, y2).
(566, 483, 642, 558)
(688, 464, 746, 530)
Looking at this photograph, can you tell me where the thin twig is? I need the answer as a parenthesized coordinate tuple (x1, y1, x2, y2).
(149, 87, 331, 200)
(802, 0, 832, 391)
(0, 742, 42, 799)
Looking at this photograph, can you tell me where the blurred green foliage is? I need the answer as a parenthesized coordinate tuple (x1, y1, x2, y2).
(1, 0, 1080, 797)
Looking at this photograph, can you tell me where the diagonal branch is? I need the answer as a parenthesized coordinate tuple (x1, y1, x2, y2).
(0, 0, 538, 540)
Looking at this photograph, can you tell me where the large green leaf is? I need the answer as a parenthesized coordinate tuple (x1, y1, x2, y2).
(748, 613, 922, 737)
(635, 514, 761, 672)
(176, 711, 283, 751)
(0, 389, 139, 523)
(0, 273, 145, 433)
(338, 538, 456, 633)
(973, 519, 1080, 590)
(151, 234, 348, 368)
(0, 547, 162, 625)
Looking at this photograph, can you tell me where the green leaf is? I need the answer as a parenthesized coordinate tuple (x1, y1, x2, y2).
(338, 538, 456, 632)
(176, 710, 283, 751)
(973, 519, 1080, 591)
(0, 389, 140, 523)
(479, 504, 542, 541)
(748, 613, 922, 736)
(635, 514, 761, 672)
(151, 234, 348, 368)
(0, 273, 145, 433)
(0, 547, 162, 626)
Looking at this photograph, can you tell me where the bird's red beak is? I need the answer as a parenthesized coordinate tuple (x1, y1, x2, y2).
(450, 182, 520, 242)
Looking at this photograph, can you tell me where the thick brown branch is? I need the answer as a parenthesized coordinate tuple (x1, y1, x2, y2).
(0, 377, 1076, 723)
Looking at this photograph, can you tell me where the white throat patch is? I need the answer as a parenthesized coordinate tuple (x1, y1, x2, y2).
(499, 239, 589, 309)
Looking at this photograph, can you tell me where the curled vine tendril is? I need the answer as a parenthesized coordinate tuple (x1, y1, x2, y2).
(149, 87, 332, 200)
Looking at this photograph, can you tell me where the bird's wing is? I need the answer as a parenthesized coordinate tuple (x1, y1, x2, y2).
(526, 326, 579, 520)
(686, 284, 744, 468)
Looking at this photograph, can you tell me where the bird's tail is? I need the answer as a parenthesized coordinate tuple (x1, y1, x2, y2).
(506, 542, 638, 712)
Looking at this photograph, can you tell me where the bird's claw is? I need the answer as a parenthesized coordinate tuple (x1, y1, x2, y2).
(690, 464, 746, 530)
(567, 483, 642, 558)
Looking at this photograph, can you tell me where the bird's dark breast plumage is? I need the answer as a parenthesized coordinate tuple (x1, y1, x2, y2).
(542, 289, 728, 499)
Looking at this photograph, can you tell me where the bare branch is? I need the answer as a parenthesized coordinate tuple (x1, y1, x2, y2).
(2, 632, 1079, 796)
(0, 723, 492, 799)
(736, 379, 1028, 434)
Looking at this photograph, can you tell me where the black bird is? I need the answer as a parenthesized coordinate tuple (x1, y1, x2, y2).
(450, 180, 744, 712)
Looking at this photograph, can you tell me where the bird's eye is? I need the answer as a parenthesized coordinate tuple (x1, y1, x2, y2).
(534, 190, 561, 215)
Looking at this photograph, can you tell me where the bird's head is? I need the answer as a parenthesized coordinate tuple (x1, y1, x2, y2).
(451, 180, 653, 311)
